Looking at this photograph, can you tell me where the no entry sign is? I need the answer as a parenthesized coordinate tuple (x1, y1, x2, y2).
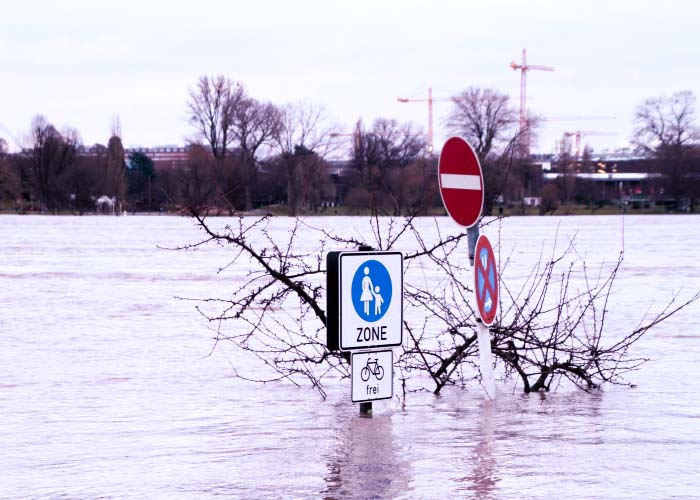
(438, 137, 484, 228)
(474, 234, 498, 325)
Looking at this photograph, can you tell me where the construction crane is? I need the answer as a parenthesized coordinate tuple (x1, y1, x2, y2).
(544, 115, 616, 122)
(396, 88, 449, 155)
(510, 49, 554, 153)
(563, 130, 616, 160)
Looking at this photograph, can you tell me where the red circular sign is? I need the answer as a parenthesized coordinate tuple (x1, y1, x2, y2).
(438, 137, 484, 228)
(474, 234, 498, 325)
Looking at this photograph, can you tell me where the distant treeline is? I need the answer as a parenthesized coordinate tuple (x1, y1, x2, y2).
(0, 79, 697, 214)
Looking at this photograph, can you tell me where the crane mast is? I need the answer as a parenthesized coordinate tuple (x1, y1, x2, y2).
(510, 49, 554, 154)
(397, 87, 446, 155)
(563, 130, 616, 160)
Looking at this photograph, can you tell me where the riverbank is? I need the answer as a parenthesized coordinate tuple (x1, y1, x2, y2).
(0, 203, 683, 217)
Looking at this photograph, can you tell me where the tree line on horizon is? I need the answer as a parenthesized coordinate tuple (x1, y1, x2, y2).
(0, 78, 698, 214)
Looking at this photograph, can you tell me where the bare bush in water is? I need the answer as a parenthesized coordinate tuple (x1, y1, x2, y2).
(179, 213, 698, 398)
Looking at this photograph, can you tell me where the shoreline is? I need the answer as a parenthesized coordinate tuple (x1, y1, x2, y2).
(0, 206, 695, 217)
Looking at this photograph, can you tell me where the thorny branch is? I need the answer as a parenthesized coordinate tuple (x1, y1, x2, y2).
(179, 211, 698, 398)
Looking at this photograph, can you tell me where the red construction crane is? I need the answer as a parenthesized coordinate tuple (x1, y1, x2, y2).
(563, 130, 616, 160)
(544, 115, 616, 122)
(510, 49, 554, 153)
(397, 88, 449, 155)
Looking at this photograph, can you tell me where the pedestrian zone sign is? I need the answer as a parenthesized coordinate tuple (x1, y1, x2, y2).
(327, 251, 403, 352)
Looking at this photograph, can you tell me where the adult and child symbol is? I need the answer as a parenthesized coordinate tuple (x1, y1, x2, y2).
(360, 267, 384, 315)
(351, 260, 393, 322)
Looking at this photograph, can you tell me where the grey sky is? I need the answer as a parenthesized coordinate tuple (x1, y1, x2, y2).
(1, 0, 698, 154)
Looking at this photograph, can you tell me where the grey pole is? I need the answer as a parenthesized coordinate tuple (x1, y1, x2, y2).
(467, 225, 480, 266)
(468, 224, 496, 399)
(358, 244, 374, 417)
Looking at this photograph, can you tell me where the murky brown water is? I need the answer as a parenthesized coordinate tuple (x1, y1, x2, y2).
(1, 214, 699, 499)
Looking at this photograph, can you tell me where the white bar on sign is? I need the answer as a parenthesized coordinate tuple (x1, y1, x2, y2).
(441, 174, 481, 190)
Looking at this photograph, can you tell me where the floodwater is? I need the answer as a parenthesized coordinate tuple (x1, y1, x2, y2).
(1, 214, 699, 499)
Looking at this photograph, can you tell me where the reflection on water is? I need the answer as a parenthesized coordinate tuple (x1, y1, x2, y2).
(323, 406, 409, 500)
(1, 215, 700, 499)
(457, 400, 498, 498)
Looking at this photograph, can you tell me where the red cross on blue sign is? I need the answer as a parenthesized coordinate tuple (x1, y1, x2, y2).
(474, 234, 498, 326)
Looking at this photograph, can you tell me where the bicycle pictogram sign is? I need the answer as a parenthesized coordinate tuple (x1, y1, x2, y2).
(474, 234, 498, 325)
(360, 357, 385, 382)
(351, 349, 393, 403)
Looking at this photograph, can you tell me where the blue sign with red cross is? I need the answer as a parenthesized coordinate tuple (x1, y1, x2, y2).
(474, 234, 498, 325)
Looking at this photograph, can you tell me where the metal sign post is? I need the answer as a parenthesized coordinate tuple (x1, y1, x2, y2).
(473, 234, 498, 399)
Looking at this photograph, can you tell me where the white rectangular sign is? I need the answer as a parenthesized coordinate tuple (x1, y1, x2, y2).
(351, 350, 394, 403)
(339, 251, 403, 351)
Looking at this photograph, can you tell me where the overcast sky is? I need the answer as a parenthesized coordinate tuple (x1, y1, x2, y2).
(1, 0, 698, 154)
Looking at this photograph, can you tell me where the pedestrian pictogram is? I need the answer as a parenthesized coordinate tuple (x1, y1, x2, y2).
(352, 350, 393, 403)
(351, 260, 392, 322)
(438, 137, 484, 228)
(326, 251, 403, 352)
(474, 234, 498, 325)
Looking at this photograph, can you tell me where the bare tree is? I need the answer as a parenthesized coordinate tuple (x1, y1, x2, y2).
(103, 135, 127, 211)
(153, 166, 182, 210)
(276, 102, 338, 216)
(539, 183, 561, 215)
(633, 90, 700, 211)
(233, 97, 283, 210)
(187, 76, 260, 212)
(348, 119, 429, 216)
(270, 145, 334, 215)
(549, 135, 576, 211)
(277, 102, 338, 157)
(177, 214, 697, 399)
(63, 154, 101, 215)
(633, 90, 699, 154)
(446, 88, 543, 212)
(352, 119, 426, 171)
(404, 228, 696, 393)
(0, 152, 21, 207)
(177, 144, 218, 213)
(187, 76, 244, 161)
(447, 87, 518, 161)
(24, 115, 79, 212)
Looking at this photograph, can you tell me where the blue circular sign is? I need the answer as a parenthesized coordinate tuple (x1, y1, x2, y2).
(351, 259, 392, 322)
(474, 234, 498, 325)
